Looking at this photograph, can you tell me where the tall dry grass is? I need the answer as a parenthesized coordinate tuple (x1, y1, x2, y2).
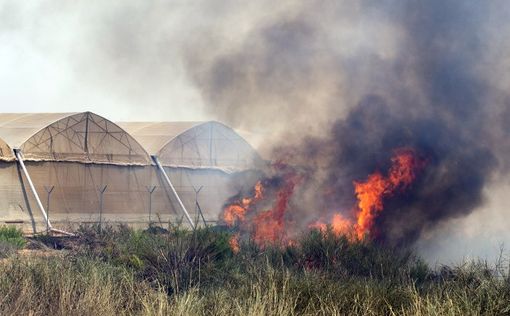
(0, 225, 506, 315)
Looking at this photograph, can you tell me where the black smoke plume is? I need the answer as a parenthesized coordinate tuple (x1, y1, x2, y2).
(188, 1, 510, 246)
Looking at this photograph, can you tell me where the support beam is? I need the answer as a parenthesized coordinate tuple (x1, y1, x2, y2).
(152, 155, 195, 229)
(50, 228, 75, 236)
(14, 149, 51, 230)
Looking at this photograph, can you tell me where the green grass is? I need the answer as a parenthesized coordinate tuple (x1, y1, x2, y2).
(0, 225, 507, 315)
(0, 226, 26, 258)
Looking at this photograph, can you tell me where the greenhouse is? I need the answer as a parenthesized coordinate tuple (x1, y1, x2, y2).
(0, 112, 264, 234)
(118, 121, 265, 227)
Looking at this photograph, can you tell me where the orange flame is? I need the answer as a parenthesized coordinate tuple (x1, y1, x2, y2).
(331, 213, 352, 236)
(254, 181, 263, 200)
(252, 174, 299, 247)
(309, 220, 327, 233)
(223, 181, 263, 227)
(223, 205, 246, 226)
(229, 233, 240, 254)
(223, 148, 423, 252)
(354, 149, 422, 240)
(309, 213, 353, 238)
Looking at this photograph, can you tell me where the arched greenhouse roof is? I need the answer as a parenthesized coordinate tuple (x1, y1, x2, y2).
(118, 121, 265, 172)
(116, 121, 202, 155)
(0, 136, 14, 161)
(0, 112, 151, 165)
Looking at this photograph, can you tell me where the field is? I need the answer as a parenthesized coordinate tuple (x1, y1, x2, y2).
(0, 225, 508, 315)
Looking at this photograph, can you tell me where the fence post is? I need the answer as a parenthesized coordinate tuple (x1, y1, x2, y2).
(146, 186, 156, 226)
(97, 185, 107, 232)
(193, 186, 207, 227)
(44, 186, 55, 234)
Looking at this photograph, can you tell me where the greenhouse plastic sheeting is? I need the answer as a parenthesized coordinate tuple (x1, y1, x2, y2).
(119, 121, 265, 173)
(0, 112, 151, 165)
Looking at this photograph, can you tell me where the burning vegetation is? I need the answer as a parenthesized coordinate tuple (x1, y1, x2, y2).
(353, 149, 425, 240)
(223, 148, 425, 251)
(193, 0, 510, 261)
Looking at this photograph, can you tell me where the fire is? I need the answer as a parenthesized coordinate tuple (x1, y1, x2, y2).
(223, 205, 246, 226)
(309, 220, 327, 233)
(222, 170, 300, 250)
(331, 213, 352, 236)
(222, 148, 424, 252)
(252, 174, 298, 246)
(229, 233, 240, 254)
(254, 181, 263, 199)
(353, 172, 388, 239)
(223, 181, 263, 226)
(305, 149, 423, 242)
(309, 213, 353, 237)
(354, 149, 423, 239)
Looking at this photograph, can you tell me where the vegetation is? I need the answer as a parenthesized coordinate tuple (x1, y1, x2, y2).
(0, 225, 507, 315)
(0, 226, 26, 258)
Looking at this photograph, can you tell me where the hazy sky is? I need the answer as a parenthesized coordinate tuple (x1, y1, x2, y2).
(0, 1, 218, 121)
(0, 0, 394, 126)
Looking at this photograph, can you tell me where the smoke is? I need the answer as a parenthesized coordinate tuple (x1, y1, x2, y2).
(187, 1, 510, 250)
(186, 1, 405, 148)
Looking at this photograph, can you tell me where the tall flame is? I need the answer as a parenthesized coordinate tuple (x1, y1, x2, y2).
(252, 174, 299, 246)
(222, 148, 424, 252)
(354, 149, 422, 239)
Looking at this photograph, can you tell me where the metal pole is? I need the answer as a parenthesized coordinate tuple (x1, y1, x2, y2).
(196, 203, 207, 227)
(193, 186, 208, 227)
(97, 185, 107, 232)
(146, 186, 156, 226)
(14, 149, 51, 230)
(44, 186, 54, 234)
(151, 155, 195, 229)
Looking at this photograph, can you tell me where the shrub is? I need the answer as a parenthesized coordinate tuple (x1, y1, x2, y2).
(0, 226, 25, 250)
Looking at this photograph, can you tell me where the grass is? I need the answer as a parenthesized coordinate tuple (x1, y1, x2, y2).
(0, 225, 507, 315)
(0, 226, 26, 258)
